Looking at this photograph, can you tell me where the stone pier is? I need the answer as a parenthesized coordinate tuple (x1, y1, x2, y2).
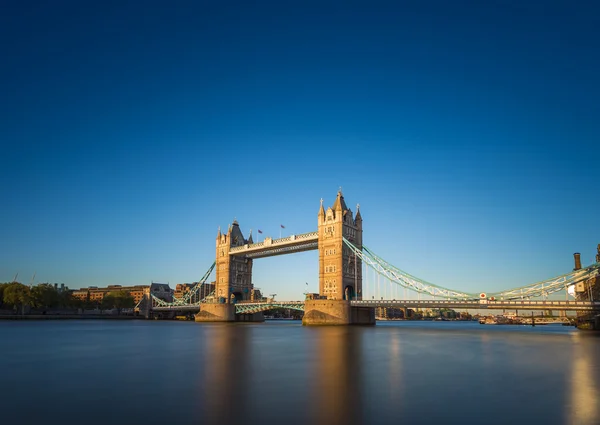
(195, 303, 236, 322)
(194, 303, 264, 323)
(302, 299, 375, 326)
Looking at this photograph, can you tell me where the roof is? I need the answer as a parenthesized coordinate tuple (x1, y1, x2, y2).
(332, 190, 348, 211)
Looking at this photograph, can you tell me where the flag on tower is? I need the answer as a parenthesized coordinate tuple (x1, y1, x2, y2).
(258, 229, 263, 234)
(280, 224, 285, 229)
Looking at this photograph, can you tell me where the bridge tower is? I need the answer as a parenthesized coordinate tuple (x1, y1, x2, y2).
(318, 190, 363, 300)
(215, 220, 254, 303)
(304, 190, 373, 325)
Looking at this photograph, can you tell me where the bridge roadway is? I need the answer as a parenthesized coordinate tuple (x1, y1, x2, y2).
(351, 299, 600, 311)
(152, 299, 600, 314)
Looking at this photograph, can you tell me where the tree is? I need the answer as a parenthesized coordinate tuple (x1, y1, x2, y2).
(31, 284, 59, 309)
(102, 290, 134, 314)
(58, 290, 78, 309)
(3, 282, 31, 314)
(0, 283, 9, 307)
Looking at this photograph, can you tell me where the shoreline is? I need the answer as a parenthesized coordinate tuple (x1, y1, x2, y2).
(0, 314, 143, 320)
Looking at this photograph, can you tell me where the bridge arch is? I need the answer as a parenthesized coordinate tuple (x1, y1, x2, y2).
(235, 302, 306, 315)
(344, 285, 355, 301)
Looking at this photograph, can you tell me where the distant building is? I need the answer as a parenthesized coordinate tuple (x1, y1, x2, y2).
(49, 283, 69, 293)
(149, 283, 173, 303)
(71, 289, 89, 301)
(250, 288, 263, 301)
(375, 306, 407, 319)
(174, 283, 194, 299)
(72, 285, 150, 304)
(174, 281, 215, 302)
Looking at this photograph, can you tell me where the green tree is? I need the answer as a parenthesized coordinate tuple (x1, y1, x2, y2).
(58, 290, 78, 309)
(3, 282, 32, 314)
(102, 290, 134, 313)
(101, 294, 115, 310)
(115, 291, 135, 310)
(83, 298, 98, 310)
(31, 284, 59, 309)
(0, 283, 9, 307)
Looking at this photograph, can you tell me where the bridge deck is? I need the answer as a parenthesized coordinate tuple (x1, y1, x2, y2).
(351, 299, 600, 311)
(153, 299, 600, 313)
(228, 232, 318, 258)
(152, 305, 202, 312)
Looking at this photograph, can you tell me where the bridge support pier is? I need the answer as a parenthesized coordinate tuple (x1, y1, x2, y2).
(236, 312, 265, 322)
(194, 304, 265, 323)
(195, 303, 236, 322)
(302, 300, 375, 326)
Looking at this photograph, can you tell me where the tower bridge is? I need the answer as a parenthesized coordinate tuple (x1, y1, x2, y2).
(193, 190, 369, 324)
(147, 190, 600, 326)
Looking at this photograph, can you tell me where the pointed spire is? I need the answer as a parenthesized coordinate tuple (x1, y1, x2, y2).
(217, 226, 221, 238)
(332, 189, 348, 212)
(318, 197, 325, 216)
(355, 203, 362, 222)
(248, 229, 254, 244)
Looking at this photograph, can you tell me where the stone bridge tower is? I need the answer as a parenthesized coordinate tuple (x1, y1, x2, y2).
(317, 190, 363, 300)
(215, 220, 254, 303)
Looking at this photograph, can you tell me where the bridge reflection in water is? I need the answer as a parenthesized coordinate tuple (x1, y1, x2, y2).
(568, 333, 600, 425)
(197, 324, 367, 425)
(188, 322, 600, 425)
(200, 325, 251, 425)
(5, 320, 600, 425)
(308, 327, 364, 425)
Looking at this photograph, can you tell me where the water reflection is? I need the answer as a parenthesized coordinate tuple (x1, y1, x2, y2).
(308, 327, 364, 425)
(387, 331, 403, 401)
(201, 325, 250, 425)
(3, 321, 598, 425)
(568, 334, 600, 425)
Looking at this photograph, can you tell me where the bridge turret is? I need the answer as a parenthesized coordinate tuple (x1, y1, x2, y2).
(318, 198, 325, 220)
(318, 190, 363, 301)
(355, 204, 362, 224)
(215, 220, 254, 303)
(332, 190, 348, 215)
(354, 204, 363, 246)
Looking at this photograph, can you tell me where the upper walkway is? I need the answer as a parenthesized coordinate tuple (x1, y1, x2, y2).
(228, 231, 318, 258)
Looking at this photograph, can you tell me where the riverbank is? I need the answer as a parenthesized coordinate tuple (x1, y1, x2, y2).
(0, 314, 142, 320)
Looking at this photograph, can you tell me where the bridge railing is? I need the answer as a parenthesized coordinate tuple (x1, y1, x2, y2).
(350, 299, 600, 310)
(229, 231, 318, 253)
(294, 231, 318, 241)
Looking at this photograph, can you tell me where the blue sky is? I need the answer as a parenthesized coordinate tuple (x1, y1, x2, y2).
(1, 1, 599, 300)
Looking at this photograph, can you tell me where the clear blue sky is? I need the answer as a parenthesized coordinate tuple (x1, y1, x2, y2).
(1, 1, 599, 300)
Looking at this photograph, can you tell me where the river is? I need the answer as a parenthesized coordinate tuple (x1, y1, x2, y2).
(1, 320, 599, 425)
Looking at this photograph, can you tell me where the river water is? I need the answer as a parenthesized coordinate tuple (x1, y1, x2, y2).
(1, 320, 599, 425)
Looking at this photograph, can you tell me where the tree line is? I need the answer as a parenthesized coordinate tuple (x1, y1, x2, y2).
(0, 282, 135, 313)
